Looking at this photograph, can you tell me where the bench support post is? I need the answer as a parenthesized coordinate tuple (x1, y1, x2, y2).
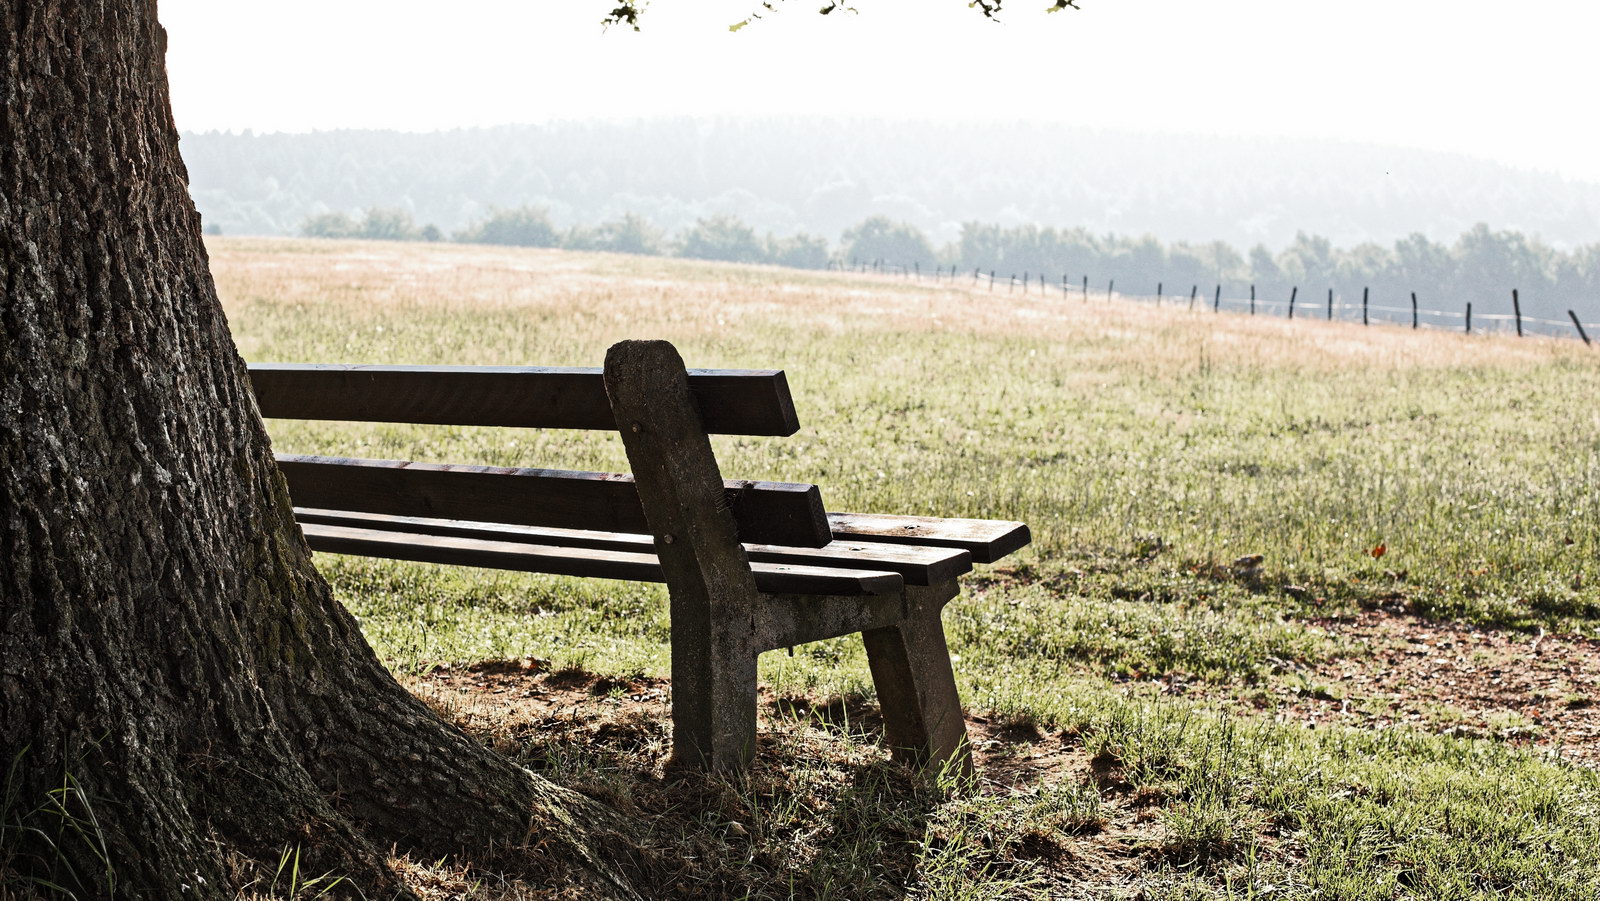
(605, 340, 763, 771)
(862, 581, 974, 779)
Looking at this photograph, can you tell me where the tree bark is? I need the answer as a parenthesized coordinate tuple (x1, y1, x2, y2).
(0, 3, 639, 897)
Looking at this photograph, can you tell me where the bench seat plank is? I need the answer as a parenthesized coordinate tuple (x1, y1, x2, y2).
(826, 512, 1031, 564)
(276, 454, 831, 548)
(298, 522, 905, 596)
(250, 363, 801, 436)
(292, 508, 972, 586)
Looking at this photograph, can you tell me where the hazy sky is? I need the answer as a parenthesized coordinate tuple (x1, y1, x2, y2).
(162, 0, 1600, 184)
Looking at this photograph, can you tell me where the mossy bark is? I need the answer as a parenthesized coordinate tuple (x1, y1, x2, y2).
(0, 3, 639, 897)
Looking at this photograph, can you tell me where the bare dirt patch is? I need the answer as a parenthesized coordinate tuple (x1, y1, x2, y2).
(1256, 611, 1600, 764)
(405, 658, 1101, 790)
(400, 660, 1173, 899)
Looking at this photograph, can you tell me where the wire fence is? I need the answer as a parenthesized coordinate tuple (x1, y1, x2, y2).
(829, 259, 1599, 346)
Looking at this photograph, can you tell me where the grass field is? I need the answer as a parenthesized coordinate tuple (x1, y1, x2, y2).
(214, 237, 1600, 900)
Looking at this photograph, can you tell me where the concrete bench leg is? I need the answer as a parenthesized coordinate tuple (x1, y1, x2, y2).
(670, 631, 758, 772)
(862, 583, 974, 779)
(606, 340, 768, 773)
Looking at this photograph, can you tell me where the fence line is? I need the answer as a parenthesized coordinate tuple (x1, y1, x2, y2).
(827, 258, 1599, 343)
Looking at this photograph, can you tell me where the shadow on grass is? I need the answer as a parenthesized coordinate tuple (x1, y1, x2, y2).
(407, 663, 976, 900)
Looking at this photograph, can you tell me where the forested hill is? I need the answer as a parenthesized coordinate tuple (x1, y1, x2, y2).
(181, 119, 1600, 250)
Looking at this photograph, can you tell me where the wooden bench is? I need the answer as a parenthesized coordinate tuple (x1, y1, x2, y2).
(248, 339, 1029, 774)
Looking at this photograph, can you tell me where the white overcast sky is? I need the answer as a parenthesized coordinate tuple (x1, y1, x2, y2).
(161, 0, 1600, 184)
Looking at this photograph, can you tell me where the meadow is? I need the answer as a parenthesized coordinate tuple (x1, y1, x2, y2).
(214, 237, 1600, 900)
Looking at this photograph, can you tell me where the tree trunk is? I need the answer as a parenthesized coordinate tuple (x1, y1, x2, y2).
(0, 3, 639, 897)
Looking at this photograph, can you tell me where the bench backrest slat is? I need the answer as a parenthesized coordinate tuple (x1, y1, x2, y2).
(249, 364, 801, 437)
(276, 454, 832, 548)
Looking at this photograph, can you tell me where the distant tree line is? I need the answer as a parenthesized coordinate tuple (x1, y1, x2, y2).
(183, 122, 1600, 253)
(299, 206, 830, 269)
(947, 222, 1600, 325)
(297, 206, 1600, 325)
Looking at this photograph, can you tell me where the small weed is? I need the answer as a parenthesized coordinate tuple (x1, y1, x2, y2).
(265, 845, 345, 900)
(0, 747, 119, 900)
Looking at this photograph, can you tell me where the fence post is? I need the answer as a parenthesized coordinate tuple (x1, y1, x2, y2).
(1362, 287, 1369, 326)
(1063, 273, 1068, 295)
(915, 261, 920, 280)
(1513, 289, 1523, 337)
(1022, 272, 1028, 293)
(1250, 284, 1256, 315)
(973, 267, 980, 284)
(1008, 274, 1015, 294)
(1213, 284, 1221, 313)
(989, 270, 995, 291)
(1570, 310, 1592, 346)
(1108, 279, 1114, 301)
(1289, 286, 1298, 320)
(1156, 282, 1163, 306)
(1466, 302, 1473, 334)
(1082, 275, 1088, 301)
(1327, 288, 1333, 321)
(1411, 292, 1419, 329)
(1190, 285, 1198, 311)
